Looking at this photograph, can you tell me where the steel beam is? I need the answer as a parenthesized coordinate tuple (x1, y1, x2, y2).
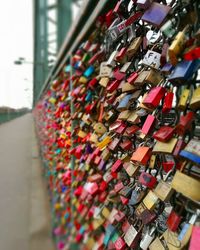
(57, 0, 72, 50)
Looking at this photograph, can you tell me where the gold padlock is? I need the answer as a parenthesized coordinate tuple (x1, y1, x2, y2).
(171, 171, 200, 201)
(177, 88, 190, 111)
(153, 138, 178, 154)
(190, 86, 200, 110)
(122, 82, 137, 92)
(79, 76, 88, 84)
(92, 217, 105, 230)
(93, 122, 107, 134)
(168, 26, 188, 65)
(97, 135, 112, 150)
(118, 110, 132, 120)
(78, 129, 87, 138)
(99, 77, 109, 87)
(126, 36, 143, 59)
(86, 238, 96, 249)
(101, 207, 111, 219)
(89, 133, 98, 143)
(143, 190, 159, 210)
(127, 111, 140, 124)
(145, 69, 163, 86)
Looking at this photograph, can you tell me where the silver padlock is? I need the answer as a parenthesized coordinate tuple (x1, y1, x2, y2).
(142, 50, 161, 69)
(99, 62, 112, 77)
(107, 49, 119, 67)
(140, 227, 156, 250)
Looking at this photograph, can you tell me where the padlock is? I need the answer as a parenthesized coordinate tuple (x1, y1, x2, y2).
(143, 190, 159, 210)
(135, 202, 157, 225)
(117, 94, 133, 111)
(94, 122, 107, 135)
(153, 126, 175, 142)
(133, 70, 149, 86)
(108, 137, 121, 151)
(129, 185, 146, 205)
(123, 162, 140, 177)
(127, 72, 138, 85)
(100, 62, 112, 77)
(162, 90, 174, 113)
(144, 69, 163, 86)
(176, 111, 194, 136)
(189, 225, 200, 250)
(141, 114, 156, 136)
(166, 205, 184, 232)
(141, 2, 171, 27)
(127, 110, 140, 124)
(136, 0, 152, 10)
(180, 139, 200, 165)
(114, 237, 126, 250)
(140, 227, 156, 250)
(177, 88, 190, 111)
(168, 59, 200, 84)
(139, 171, 157, 189)
(142, 50, 161, 69)
(131, 146, 152, 165)
(154, 170, 174, 202)
(143, 86, 166, 109)
(161, 18, 176, 38)
(149, 236, 166, 250)
(168, 26, 188, 65)
(126, 36, 143, 59)
(113, 68, 126, 81)
(171, 171, 200, 201)
(153, 138, 178, 154)
(124, 222, 143, 248)
(190, 86, 200, 110)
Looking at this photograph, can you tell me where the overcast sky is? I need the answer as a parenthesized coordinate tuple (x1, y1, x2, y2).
(0, 1, 33, 108)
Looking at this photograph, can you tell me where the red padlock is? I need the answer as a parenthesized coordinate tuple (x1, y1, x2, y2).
(166, 210, 182, 232)
(153, 126, 175, 142)
(162, 91, 174, 113)
(176, 111, 195, 136)
(143, 86, 166, 109)
(138, 172, 157, 189)
(127, 72, 139, 84)
(141, 114, 156, 135)
(111, 159, 123, 173)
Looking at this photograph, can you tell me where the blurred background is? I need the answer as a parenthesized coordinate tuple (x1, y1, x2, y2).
(0, 0, 82, 122)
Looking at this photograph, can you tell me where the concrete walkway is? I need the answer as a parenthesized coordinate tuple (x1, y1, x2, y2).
(0, 114, 54, 250)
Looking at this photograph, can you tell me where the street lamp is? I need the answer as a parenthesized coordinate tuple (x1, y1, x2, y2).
(14, 57, 44, 66)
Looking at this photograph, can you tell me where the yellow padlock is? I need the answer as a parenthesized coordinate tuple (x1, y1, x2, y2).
(168, 27, 188, 65)
(102, 207, 111, 219)
(177, 88, 190, 111)
(49, 97, 56, 104)
(79, 76, 88, 84)
(97, 136, 112, 150)
(78, 130, 87, 138)
(190, 86, 200, 110)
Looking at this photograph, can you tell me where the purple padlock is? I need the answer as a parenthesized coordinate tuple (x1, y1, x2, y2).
(142, 3, 171, 27)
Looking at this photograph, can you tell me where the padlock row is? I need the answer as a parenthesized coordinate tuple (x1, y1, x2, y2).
(34, 0, 200, 249)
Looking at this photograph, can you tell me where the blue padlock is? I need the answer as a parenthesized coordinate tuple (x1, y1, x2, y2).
(168, 59, 200, 84)
(84, 65, 95, 78)
(180, 139, 200, 165)
(85, 90, 93, 102)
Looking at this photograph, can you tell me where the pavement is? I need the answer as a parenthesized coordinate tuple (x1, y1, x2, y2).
(0, 114, 55, 250)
